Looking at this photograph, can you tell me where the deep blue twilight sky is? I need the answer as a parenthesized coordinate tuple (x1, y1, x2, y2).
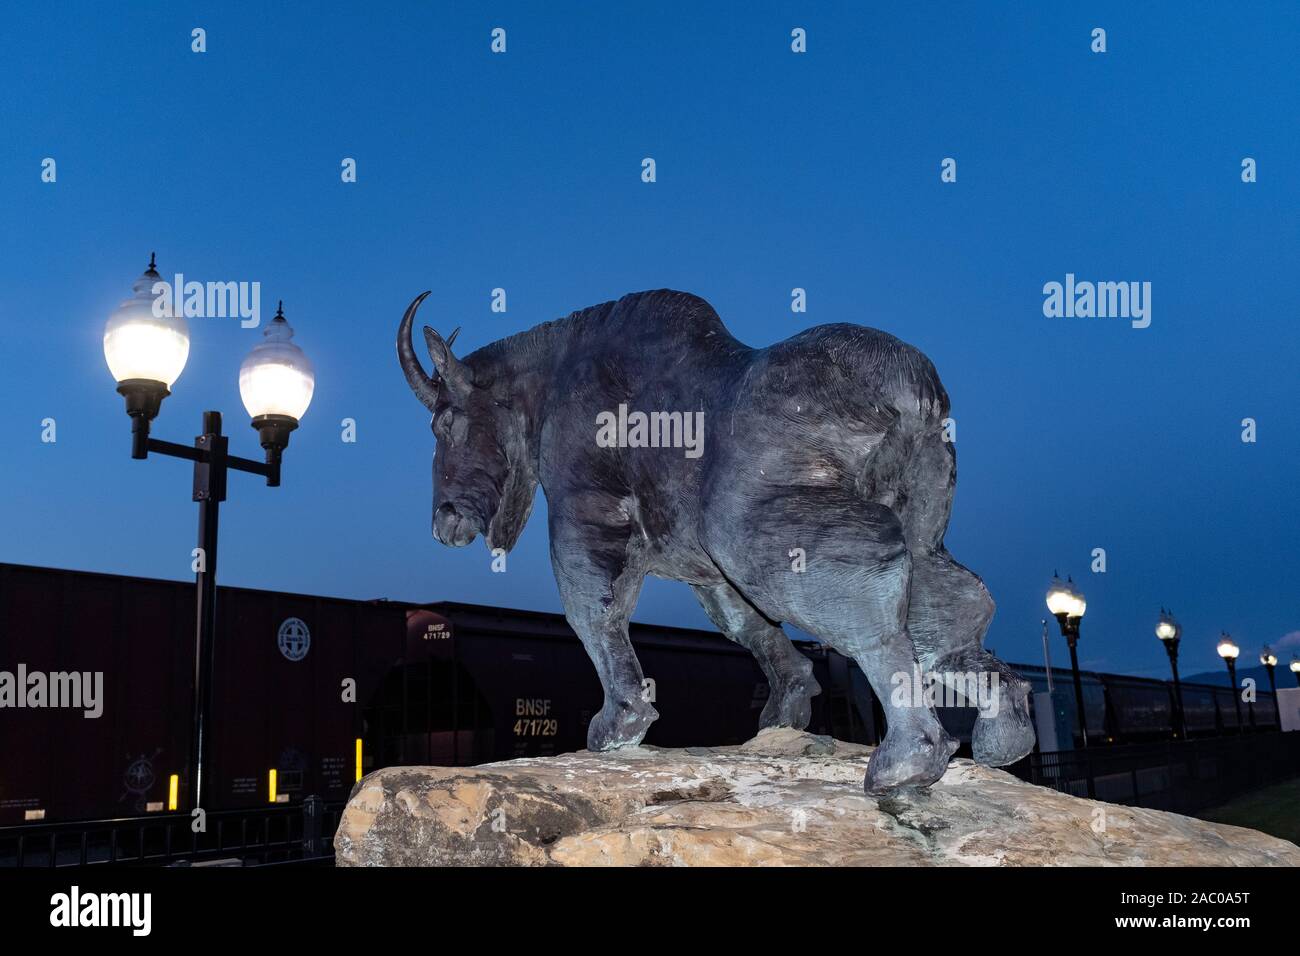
(1, 2, 1296, 680)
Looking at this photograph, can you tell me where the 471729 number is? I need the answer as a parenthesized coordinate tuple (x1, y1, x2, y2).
(514, 718, 558, 737)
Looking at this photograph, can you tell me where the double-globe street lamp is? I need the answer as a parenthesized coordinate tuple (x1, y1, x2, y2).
(103, 254, 314, 811)
(1155, 609, 1186, 739)
(1045, 574, 1089, 748)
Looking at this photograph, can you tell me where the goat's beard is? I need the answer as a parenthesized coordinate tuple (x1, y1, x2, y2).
(485, 469, 538, 553)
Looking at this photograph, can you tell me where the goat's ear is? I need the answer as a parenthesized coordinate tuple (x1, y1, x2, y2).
(422, 326, 453, 374)
(423, 326, 471, 397)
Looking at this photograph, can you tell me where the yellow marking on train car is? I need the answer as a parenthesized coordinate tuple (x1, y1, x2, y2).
(269, 768, 277, 803)
(355, 738, 363, 782)
(168, 774, 179, 811)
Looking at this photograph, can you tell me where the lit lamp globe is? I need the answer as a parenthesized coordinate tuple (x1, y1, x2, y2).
(1046, 575, 1085, 641)
(1260, 646, 1277, 668)
(104, 254, 190, 432)
(1045, 576, 1076, 618)
(1216, 635, 1239, 661)
(1069, 589, 1086, 620)
(1290, 655, 1300, 686)
(1155, 611, 1180, 644)
(239, 301, 314, 459)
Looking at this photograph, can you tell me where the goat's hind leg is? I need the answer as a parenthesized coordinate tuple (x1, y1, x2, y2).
(908, 552, 1035, 766)
(811, 550, 959, 793)
(897, 430, 1034, 766)
(705, 490, 957, 793)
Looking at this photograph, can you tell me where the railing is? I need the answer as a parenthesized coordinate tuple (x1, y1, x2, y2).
(0, 796, 344, 868)
(1006, 731, 1300, 815)
(8, 735, 1298, 866)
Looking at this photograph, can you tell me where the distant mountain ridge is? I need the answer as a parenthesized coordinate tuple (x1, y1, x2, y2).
(1181, 663, 1296, 691)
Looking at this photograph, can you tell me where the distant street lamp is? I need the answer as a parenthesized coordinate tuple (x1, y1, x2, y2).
(1260, 646, 1281, 730)
(1155, 609, 1186, 739)
(1046, 574, 1089, 748)
(104, 255, 314, 811)
(1216, 633, 1243, 733)
(1290, 654, 1300, 688)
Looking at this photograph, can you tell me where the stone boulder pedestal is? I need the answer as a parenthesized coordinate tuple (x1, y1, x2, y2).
(334, 729, 1300, 866)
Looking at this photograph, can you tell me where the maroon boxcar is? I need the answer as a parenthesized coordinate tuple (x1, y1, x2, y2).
(0, 563, 847, 825)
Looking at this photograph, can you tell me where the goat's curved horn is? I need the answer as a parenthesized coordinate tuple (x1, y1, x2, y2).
(445, 327, 461, 350)
(398, 291, 439, 411)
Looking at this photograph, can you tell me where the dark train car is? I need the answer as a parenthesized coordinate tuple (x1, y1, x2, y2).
(0, 563, 414, 825)
(1101, 674, 1175, 743)
(0, 563, 855, 826)
(1180, 683, 1224, 737)
(1011, 664, 1279, 749)
(0, 564, 192, 825)
(207, 586, 410, 811)
(4, 561, 1283, 827)
(359, 602, 846, 772)
(361, 607, 491, 769)
(1182, 682, 1276, 735)
(1214, 686, 1244, 732)
(1016, 664, 1109, 747)
(1248, 693, 1279, 730)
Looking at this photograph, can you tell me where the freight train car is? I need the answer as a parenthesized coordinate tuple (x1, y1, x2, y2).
(0, 562, 1277, 827)
(0, 563, 865, 826)
(368, 603, 851, 771)
(1017, 662, 1275, 746)
(0, 563, 402, 823)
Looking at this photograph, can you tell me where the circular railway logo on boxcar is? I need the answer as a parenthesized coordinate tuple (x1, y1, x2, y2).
(124, 754, 155, 794)
(277, 617, 311, 661)
(119, 748, 163, 812)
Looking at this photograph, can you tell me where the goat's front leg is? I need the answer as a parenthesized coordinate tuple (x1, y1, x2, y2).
(549, 494, 657, 750)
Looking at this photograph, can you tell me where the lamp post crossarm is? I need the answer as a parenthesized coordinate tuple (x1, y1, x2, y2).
(141, 431, 280, 485)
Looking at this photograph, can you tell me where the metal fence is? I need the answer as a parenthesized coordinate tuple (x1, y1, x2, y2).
(0, 796, 344, 868)
(1006, 731, 1300, 815)
(7, 735, 1299, 867)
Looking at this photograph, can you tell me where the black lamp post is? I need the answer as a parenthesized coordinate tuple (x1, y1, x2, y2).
(1155, 608, 1185, 740)
(104, 256, 314, 811)
(1046, 574, 1088, 748)
(1216, 633, 1243, 734)
(1260, 646, 1281, 730)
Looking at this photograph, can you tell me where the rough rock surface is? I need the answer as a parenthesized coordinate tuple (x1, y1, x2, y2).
(334, 729, 1300, 866)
